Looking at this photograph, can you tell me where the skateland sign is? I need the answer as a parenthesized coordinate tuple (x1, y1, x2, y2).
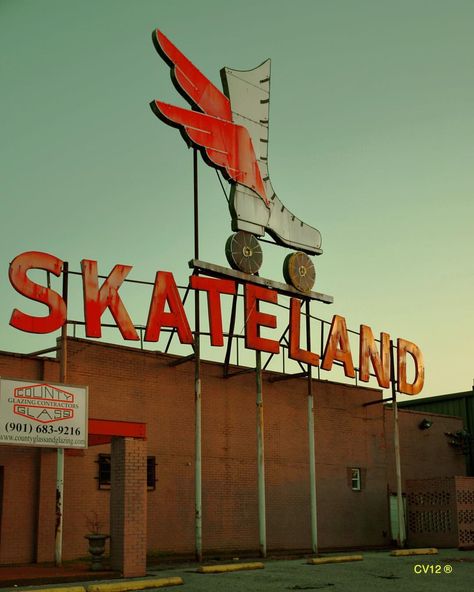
(8, 251, 424, 396)
(5, 31, 424, 400)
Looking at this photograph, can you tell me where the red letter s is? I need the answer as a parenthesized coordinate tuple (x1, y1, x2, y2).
(9, 251, 66, 334)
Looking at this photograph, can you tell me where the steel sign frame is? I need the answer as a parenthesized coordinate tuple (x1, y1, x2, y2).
(6, 251, 424, 396)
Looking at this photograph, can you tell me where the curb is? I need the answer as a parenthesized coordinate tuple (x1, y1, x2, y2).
(390, 548, 438, 557)
(196, 562, 265, 574)
(87, 577, 183, 591)
(27, 588, 87, 592)
(308, 555, 364, 565)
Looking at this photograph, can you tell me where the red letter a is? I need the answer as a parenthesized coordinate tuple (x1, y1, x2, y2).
(145, 271, 193, 344)
(321, 315, 355, 378)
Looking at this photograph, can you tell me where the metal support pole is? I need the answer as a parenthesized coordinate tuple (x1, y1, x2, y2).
(59, 262, 68, 384)
(165, 286, 191, 353)
(306, 300, 318, 554)
(195, 332, 202, 561)
(256, 350, 267, 557)
(223, 290, 238, 377)
(55, 448, 64, 566)
(55, 262, 68, 566)
(193, 149, 203, 562)
(390, 341, 406, 547)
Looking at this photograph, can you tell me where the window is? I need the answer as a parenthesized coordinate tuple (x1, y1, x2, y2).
(97, 453, 111, 490)
(351, 468, 361, 491)
(147, 457, 157, 491)
(96, 454, 156, 490)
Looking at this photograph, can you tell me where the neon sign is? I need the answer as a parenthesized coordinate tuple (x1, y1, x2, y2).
(151, 30, 323, 292)
(8, 251, 424, 396)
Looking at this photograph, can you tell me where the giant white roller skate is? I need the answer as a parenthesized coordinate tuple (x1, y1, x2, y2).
(151, 30, 322, 293)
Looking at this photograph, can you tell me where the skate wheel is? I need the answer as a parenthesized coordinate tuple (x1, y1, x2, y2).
(225, 231, 263, 274)
(283, 252, 315, 293)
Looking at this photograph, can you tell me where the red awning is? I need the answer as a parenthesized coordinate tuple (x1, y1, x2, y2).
(88, 418, 146, 446)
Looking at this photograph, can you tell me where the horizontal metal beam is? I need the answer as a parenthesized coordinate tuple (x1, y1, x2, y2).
(189, 259, 334, 304)
(27, 346, 60, 356)
(224, 367, 256, 379)
(168, 353, 195, 366)
(269, 371, 308, 383)
(363, 397, 394, 407)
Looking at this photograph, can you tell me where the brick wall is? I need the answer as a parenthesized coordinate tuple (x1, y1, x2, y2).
(0, 446, 39, 563)
(0, 353, 45, 563)
(384, 407, 465, 492)
(0, 339, 467, 563)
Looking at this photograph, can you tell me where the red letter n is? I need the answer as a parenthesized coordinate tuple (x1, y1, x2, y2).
(359, 325, 390, 389)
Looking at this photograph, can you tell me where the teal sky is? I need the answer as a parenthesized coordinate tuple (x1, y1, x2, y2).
(1, 0, 473, 398)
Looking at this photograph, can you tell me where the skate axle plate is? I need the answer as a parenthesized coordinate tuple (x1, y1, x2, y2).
(189, 259, 334, 304)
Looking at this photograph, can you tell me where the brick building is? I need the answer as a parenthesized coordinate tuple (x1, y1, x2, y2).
(398, 389, 474, 475)
(0, 338, 466, 567)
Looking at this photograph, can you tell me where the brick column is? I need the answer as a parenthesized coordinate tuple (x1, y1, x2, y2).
(110, 437, 147, 576)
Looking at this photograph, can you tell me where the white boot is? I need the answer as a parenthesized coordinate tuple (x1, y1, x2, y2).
(151, 29, 322, 292)
(221, 61, 322, 256)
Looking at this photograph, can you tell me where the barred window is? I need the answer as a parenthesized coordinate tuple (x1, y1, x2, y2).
(96, 454, 156, 490)
(97, 453, 111, 490)
(147, 456, 157, 491)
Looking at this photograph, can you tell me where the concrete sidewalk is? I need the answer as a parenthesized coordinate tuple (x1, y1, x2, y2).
(2, 549, 474, 592)
(0, 564, 119, 589)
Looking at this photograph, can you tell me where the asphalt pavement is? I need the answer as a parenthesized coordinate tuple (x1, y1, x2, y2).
(3, 549, 474, 592)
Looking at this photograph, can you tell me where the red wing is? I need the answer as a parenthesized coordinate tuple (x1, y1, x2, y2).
(153, 29, 232, 122)
(152, 101, 269, 206)
(151, 30, 268, 206)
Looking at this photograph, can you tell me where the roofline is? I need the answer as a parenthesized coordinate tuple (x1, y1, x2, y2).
(398, 390, 474, 407)
(0, 336, 383, 396)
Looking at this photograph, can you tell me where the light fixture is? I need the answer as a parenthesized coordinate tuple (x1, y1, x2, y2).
(419, 418, 433, 430)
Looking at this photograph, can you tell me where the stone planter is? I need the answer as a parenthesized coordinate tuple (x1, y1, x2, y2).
(85, 533, 109, 571)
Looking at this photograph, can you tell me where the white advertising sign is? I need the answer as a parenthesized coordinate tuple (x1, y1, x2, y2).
(0, 378, 88, 448)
